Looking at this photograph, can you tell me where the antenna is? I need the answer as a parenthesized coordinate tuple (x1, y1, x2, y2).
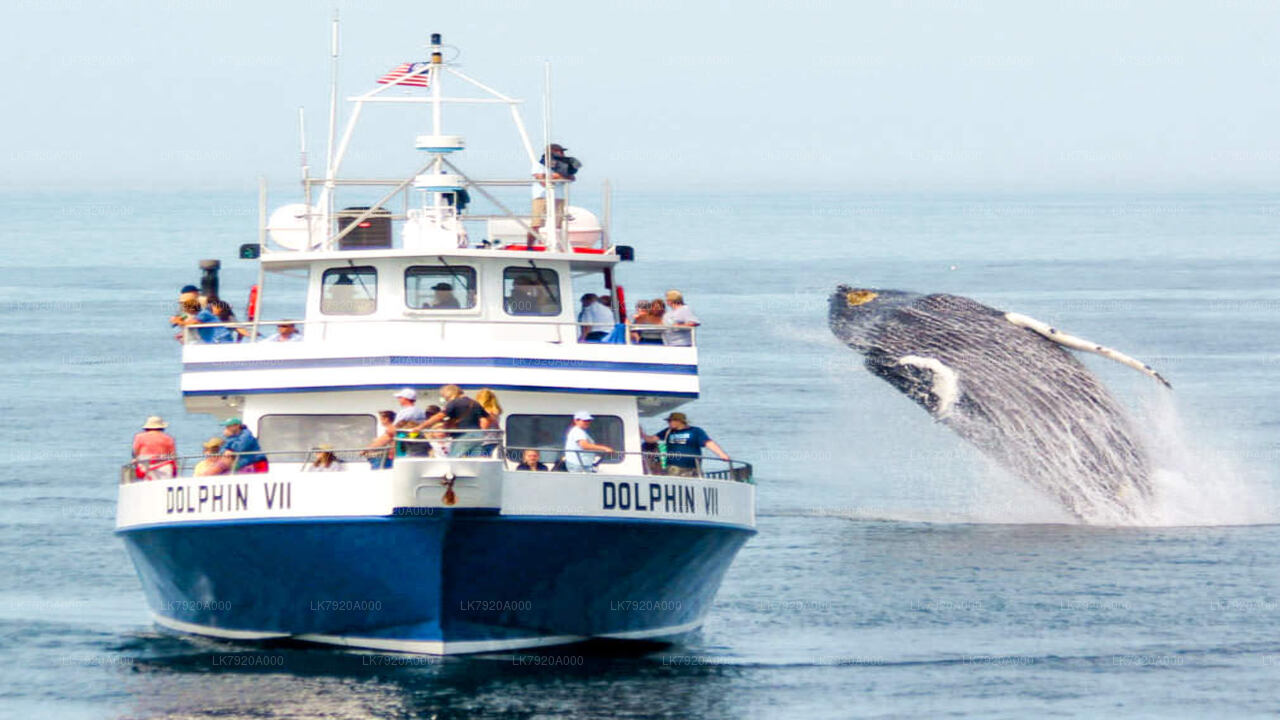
(324, 10, 339, 179)
(542, 61, 556, 250)
(298, 107, 309, 183)
(322, 9, 340, 241)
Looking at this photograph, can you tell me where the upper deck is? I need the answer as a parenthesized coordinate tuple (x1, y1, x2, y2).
(181, 34, 700, 415)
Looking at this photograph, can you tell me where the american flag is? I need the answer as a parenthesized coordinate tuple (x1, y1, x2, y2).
(378, 62, 431, 88)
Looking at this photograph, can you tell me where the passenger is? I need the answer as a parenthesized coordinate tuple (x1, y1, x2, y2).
(195, 299, 244, 344)
(663, 290, 701, 347)
(392, 388, 426, 424)
(265, 321, 303, 342)
(577, 293, 613, 342)
(420, 405, 449, 457)
(516, 448, 549, 471)
(178, 284, 200, 307)
(649, 298, 666, 324)
(430, 282, 461, 309)
(304, 443, 344, 472)
(170, 285, 204, 342)
(414, 386, 488, 457)
(630, 299, 666, 344)
(194, 438, 231, 476)
(475, 389, 504, 457)
(506, 276, 539, 314)
(362, 410, 397, 469)
(220, 418, 268, 473)
(563, 411, 614, 473)
(642, 412, 729, 478)
(529, 142, 580, 242)
(132, 416, 177, 480)
(640, 429, 663, 475)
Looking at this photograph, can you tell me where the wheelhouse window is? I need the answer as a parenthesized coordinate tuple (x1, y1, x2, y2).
(321, 266, 377, 315)
(504, 413, 624, 465)
(406, 266, 477, 310)
(257, 414, 377, 462)
(503, 267, 561, 316)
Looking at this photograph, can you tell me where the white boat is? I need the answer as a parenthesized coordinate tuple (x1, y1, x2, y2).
(115, 31, 757, 655)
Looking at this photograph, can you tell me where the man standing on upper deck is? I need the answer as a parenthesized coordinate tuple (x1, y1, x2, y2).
(529, 143, 581, 243)
(663, 290, 701, 347)
(577, 293, 614, 342)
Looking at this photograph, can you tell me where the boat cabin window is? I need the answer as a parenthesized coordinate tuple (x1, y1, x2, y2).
(405, 266, 477, 310)
(257, 414, 376, 460)
(503, 267, 561, 316)
(321, 266, 377, 315)
(504, 413, 623, 465)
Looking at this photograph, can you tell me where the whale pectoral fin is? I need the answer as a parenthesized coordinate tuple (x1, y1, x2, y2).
(1003, 312, 1172, 389)
(866, 351, 959, 419)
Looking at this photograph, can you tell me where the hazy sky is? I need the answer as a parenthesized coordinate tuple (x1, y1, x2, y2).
(4, 0, 1279, 192)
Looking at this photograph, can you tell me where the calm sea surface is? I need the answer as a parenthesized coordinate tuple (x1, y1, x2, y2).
(3, 191, 1280, 718)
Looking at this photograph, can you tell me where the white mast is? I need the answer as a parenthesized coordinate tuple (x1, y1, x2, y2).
(320, 11, 340, 248)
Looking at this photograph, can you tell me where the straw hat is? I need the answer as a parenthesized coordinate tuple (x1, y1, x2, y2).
(314, 443, 334, 452)
(142, 416, 168, 430)
(202, 437, 223, 451)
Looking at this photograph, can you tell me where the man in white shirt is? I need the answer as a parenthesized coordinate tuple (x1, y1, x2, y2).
(663, 290, 701, 347)
(563, 411, 614, 473)
(577, 293, 614, 342)
(393, 388, 426, 425)
(265, 321, 303, 342)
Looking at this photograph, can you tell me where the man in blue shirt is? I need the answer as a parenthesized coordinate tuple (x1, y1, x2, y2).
(643, 412, 729, 477)
(221, 418, 268, 473)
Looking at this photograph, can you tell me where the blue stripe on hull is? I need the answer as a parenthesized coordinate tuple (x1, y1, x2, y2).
(118, 515, 752, 649)
(183, 355, 698, 375)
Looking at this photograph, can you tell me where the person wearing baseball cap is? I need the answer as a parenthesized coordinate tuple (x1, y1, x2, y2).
(643, 411, 729, 477)
(393, 388, 426, 424)
(563, 410, 613, 473)
(221, 417, 268, 473)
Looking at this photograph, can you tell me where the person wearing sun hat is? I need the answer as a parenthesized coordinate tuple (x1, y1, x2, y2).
(132, 416, 177, 480)
(642, 411, 729, 478)
(303, 443, 344, 472)
(221, 417, 268, 473)
(194, 437, 230, 477)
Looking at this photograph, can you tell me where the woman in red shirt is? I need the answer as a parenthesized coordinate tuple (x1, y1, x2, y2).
(132, 416, 177, 480)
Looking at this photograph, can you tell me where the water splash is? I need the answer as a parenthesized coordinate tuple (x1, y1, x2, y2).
(1130, 390, 1276, 527)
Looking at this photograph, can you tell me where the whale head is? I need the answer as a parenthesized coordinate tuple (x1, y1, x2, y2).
(827, 285, 920, 352)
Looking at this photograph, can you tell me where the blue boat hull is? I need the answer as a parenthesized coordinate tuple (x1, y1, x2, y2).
(118, 512, 753, 654)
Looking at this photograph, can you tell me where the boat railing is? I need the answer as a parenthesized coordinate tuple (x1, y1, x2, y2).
(122, 441, 752, 485)
(182, 318, 695, 347)
(501, 446, 753, 484)
(293, 174, 594, 253)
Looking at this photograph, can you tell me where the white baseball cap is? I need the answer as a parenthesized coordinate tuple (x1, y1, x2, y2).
(573, 411, 594, 421)
(394, 388, 417, 401)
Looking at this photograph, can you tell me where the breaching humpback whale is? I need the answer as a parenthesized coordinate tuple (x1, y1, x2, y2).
(828, 286, 1170, 524)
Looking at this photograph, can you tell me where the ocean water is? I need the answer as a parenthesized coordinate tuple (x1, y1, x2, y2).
(4, 190, 1280, 717)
